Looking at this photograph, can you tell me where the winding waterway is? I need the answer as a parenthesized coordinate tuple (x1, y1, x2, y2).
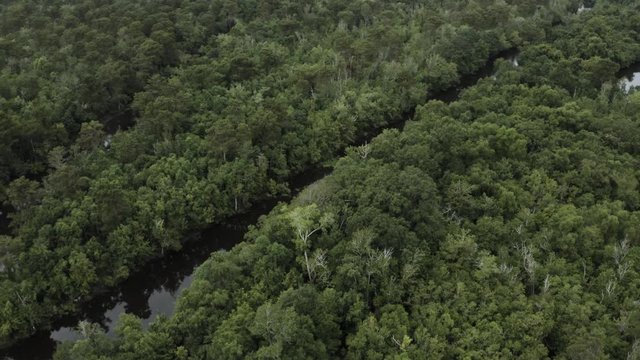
(4, 47, 632, 360)
(0, 166, 329, 360)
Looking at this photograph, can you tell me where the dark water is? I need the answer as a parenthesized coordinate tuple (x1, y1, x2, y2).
(103, 109, 135, 135)
(0, 206, 10, 236)
(0, 167, 329, 360)
(425, 48, 520, 105)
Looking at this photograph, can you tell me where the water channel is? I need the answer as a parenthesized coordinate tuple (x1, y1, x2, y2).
(0, 166, 329, 360)
(0, 49, 519, 359)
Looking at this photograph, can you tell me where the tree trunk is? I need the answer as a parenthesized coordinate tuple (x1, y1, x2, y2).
(304, 250, 313, 282)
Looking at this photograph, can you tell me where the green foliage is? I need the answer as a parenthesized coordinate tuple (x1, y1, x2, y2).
(0, 0, 562, 346)
(53, 2, 640, 358)
(2, 0, 640, 359)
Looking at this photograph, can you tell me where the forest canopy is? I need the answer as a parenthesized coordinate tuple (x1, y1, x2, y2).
(2, 0, 640, 359)
(0, 0, 567, 347)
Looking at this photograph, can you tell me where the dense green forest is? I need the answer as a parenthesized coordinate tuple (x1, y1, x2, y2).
(0, 0, 574, 347)
(47, 1, 640, 359)
(3, 0, 640, 358)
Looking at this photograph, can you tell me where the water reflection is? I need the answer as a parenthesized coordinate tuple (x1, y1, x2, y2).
(0, 167, 329, 360)
(577, 4, 590, 14)
(620, 71, 640, 92)
(49, 272, 196, 343)
(51, 221, 256, 340)
(577, 1, 594, 14)
(509, 55, 519, 67)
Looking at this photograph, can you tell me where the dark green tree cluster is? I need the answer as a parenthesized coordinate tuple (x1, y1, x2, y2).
(515, 2, 640, 94)
(0, 0, 234, 186)
(54, 2, 640, 359)
(57, 87, 640, 359)
(0, 0, 560, 347)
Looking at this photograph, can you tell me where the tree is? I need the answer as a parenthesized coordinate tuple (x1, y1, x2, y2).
(5, 177, 41, 212)
(285, 204, 334, 282)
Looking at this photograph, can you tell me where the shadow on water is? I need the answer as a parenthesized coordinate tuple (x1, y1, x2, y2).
(103, 109, 136, 135)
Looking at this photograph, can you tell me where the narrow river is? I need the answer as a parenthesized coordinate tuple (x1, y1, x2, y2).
(1, 47, 601, 360)
(0, 166, 330, 360)
(0, 48, 518, 360)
